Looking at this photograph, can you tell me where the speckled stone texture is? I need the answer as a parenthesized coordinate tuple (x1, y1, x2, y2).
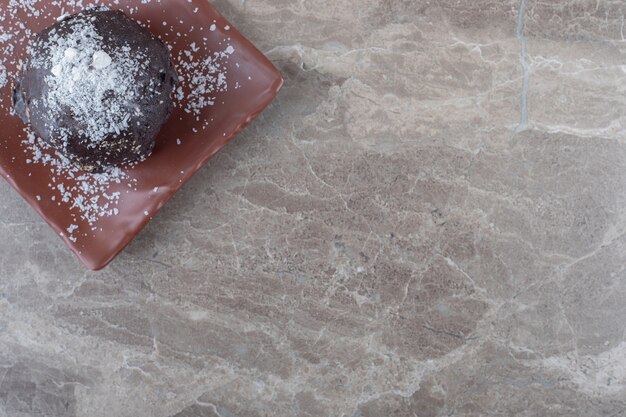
(0, 1, 625, 416)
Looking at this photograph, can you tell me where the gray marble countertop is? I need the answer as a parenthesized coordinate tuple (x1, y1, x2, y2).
(1, 0, 625, 416)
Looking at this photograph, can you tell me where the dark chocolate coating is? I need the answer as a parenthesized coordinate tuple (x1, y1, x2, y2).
(13, 9, 177, 171)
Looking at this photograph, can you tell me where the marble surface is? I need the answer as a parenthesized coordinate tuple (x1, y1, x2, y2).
(1, 0, 626, 416)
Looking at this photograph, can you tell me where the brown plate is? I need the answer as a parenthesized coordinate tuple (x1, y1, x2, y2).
(0, 0, 283, 270)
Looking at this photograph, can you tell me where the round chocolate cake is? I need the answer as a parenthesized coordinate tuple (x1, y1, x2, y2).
(13, 8, 178, 172)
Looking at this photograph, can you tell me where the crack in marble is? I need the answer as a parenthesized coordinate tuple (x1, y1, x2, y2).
(515, 0, 530, 133)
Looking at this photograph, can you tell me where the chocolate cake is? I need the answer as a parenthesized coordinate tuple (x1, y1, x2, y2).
(13, 8, 177, 171)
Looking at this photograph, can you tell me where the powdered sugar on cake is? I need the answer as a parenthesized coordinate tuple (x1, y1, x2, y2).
(35, 18, 147, 146)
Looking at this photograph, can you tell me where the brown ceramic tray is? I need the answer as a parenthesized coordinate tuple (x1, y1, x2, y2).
(0, 1, 283, 270)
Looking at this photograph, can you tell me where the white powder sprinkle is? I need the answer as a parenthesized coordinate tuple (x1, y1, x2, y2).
(0, 61, 6, 89)
(174, 44, 231, 116)
(34, 18, 150, 146)
(64, 47, 78, 59)
(91, 50, 112, 69)
(23, 128, 137, 226)
(50, 64, 62, 77)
